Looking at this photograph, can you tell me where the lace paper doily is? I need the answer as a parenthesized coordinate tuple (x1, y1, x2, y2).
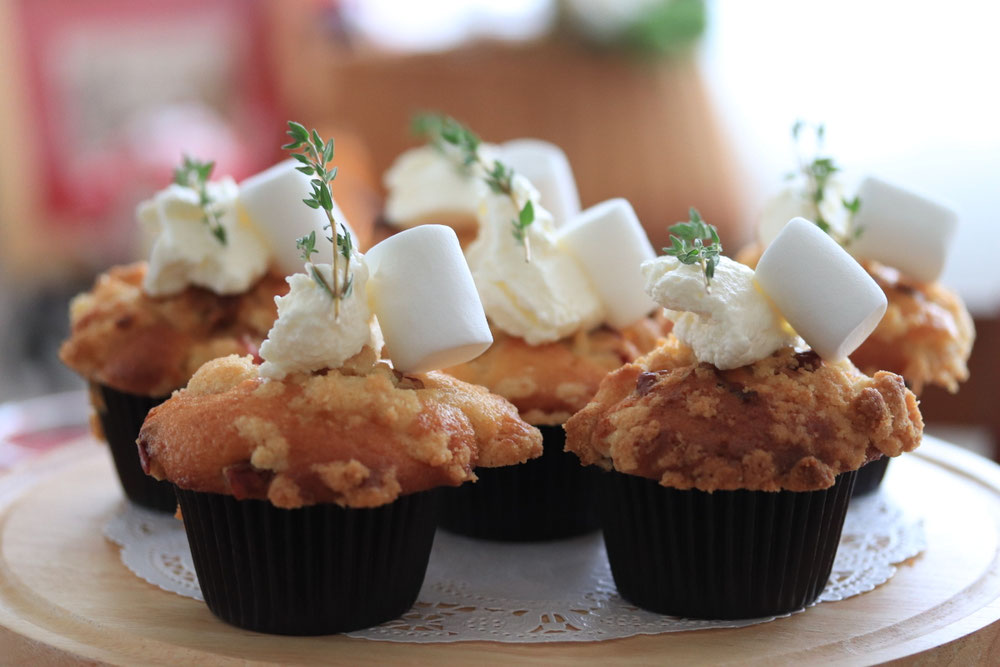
(104, 492, 924, 642)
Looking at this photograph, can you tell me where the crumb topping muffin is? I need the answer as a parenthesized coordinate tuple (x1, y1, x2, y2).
(139, 350, 543, 508)
(738, 244, 974, 395)
(445, 319, 664, 425)
(566, 338, 923, 492)
(60, 262, 286, 397)
(851, 261, 974, 394)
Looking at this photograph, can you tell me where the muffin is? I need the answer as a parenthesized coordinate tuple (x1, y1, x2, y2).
(442, 320, 662, 540)
(60, 159, 298, 510)
(140, 350, 540, 634)
(137, 124, 541, 634)
(567, 216, 923, 619)
(396, 116, 664, 540)
(61, 262, 286, 509)
(741, 128, 972, 494)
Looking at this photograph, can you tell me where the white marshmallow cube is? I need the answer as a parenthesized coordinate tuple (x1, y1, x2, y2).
(556, 198, 658, 329)
(238, 160, 356, 276)
(502, 139, 581, 226)
(364, 224, 493, 373)
(849, 176, 958, 283)
(756, 217, 887, 362)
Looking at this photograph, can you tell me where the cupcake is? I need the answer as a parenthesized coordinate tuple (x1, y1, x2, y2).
(138, 124, 542, 635)
(392, 116, 664, 540)
(567, 215, 923, 619)
(60, 156, 366, 510)
(740, 124, 973, 494)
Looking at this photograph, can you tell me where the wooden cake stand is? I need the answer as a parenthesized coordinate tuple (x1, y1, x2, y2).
(1, 435, 1000, 665)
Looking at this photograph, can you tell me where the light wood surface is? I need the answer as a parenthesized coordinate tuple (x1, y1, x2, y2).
(1, 436, 1000, 665)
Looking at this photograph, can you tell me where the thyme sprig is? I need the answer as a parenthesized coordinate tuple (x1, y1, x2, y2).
(664, 207, 722, 292)
(789, 121, 862, 244)
(413, 113, 535, 262)
(173, 155, 227, 245)
(283, 121, 353, 316)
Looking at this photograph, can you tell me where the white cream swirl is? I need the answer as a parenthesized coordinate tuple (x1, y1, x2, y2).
(138, 179, 270, 297)
(258, 255, 374, 379)
(642, 255, 800, 369)
(383, 145, 497, 229)
(757, 181, 848, 247)
(465, 175, 604, 344)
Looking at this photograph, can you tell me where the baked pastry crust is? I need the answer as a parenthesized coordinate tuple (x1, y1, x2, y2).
(60, 262, 287, 396)
(444, 319, 667, 426)
(565, 338, 923, 492)
(850, 262, 974, 395)
(139, 351, 543, 509)
(737, 243, 974, 396)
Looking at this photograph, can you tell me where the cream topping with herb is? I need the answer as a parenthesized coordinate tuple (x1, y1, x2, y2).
(383, 144, 494, 229)
(410, 114, 603, 344)
(758, 122, 860, 247)
(139, 177, 270, 297)
(465, 175, 603, 344)
(643, 255, 800, 369)
(259, 255, 374, 379)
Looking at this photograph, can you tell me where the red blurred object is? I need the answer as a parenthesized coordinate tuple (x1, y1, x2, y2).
(14, 0, 281, 231)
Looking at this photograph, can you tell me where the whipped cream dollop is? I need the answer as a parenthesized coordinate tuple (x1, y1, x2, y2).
(258, 255, 374, 379)
(757, 182, 847, 247)
(139, 179, 270, 297)
(642, 255, 800, 369)
(465, 175, 603, 345)
(383, 144, 498, 229)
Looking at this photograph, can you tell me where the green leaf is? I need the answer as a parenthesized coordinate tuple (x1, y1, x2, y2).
(308, 264, 334, 299)
(211, 224, 227, 244)
(296, 230, 317, 261)
(318, 184, 332, 210)
(662, 207, 722, 291)
(287, 121, 308, 141)
(519, 200, 534, 227)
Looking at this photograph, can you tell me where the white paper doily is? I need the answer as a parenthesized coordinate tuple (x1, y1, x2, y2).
(104, 492, 924, 642)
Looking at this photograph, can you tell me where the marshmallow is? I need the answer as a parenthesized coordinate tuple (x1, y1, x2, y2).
(755, 217, 887, 362)
(849, 176, 958, 283)
(238, 160, 356, 275)
(556, 199, 658, 328)
(364, 225, 493, 373)
(501, 139, 581, 226)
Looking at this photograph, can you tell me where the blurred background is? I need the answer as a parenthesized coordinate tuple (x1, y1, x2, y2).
(0, 0, 997, 455)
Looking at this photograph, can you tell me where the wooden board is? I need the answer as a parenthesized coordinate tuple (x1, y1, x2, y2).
(1, 436, 1000, 665)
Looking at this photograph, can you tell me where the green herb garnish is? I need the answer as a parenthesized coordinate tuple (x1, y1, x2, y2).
(283, 121, 353, 317)
(664, 207, 722, 292)
(413, 113, 535, 262)
(790, 121, 862, 244)
(173, 155, 227, 245)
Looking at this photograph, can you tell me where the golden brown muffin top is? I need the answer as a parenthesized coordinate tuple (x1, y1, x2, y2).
(443, 317, 667, 426)
(850, 262, 974, 395)
(139, 350, 543, 509)
(737, 243, 973, 395)
(565, 337, 923, 492)
(59, 262, 287, 397)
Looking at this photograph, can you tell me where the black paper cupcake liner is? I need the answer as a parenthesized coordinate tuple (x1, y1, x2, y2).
(93, 383, 175, 512)
(175, 488, 438, 635)
(851, 456, 890, 497)
(438, 425, 600, 541)
(600, 469, 857, 620)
